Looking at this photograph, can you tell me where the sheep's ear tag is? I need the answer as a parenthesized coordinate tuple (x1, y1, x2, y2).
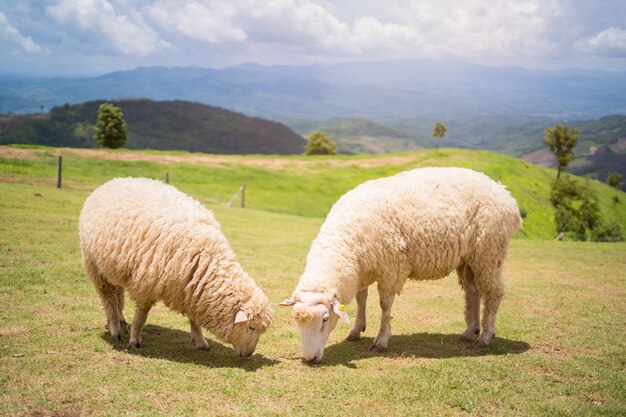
(332, 299, 350, 325)
(279, 297, 296, 307)
(234, 310, 248, 324)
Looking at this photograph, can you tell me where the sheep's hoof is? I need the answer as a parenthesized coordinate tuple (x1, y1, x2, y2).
(473, 339, 489, 349)
(192, 337, 210, 350)
(197, 346, 211, 352)
(345, 333, 361, 341)
(112, 333, 122, 342)
(369, 344, 387, 353)
(457, 335, 474, 343)
(194, 341, 210, 351)
(127, 341, 141, 349)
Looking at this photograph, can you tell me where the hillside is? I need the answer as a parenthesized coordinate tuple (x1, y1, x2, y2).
(2, 60, 626, 120)
(1, 145, 624, 240)
(0, 99, 306, 155)
(285, 114, 626, 185)
(518, 115, 626, 187)
(288, 117, 426, 154)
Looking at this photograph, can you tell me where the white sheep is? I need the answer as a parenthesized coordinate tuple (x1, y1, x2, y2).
(280, 167, 523, 362)
(79, 178, 273, 356)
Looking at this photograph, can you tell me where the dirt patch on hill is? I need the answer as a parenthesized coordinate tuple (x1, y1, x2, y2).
(521, 149, 554, 167)
(0, 146, 418, 172)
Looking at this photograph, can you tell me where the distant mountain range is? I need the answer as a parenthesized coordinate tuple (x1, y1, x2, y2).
(295, 114, 626, 187)
(2, 59, 625, 121)
(290, 117, 420, 154)
(1, 59, 624, 184)
(0, 99, 305, 155)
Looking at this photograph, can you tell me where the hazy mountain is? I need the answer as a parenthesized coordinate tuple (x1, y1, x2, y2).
(0, 99, 306, 155)
(519, 115, 626, 187)
(289, 117, 425, 154)
(2, 59, 625, 121)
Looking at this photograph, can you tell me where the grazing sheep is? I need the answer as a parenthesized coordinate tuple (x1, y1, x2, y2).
(79, 178, 273, 356)
(281, 167, 522, 362)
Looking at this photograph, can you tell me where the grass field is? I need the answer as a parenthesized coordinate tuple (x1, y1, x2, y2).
(1, 147, 625, 416)
(2, 145, 625, 240)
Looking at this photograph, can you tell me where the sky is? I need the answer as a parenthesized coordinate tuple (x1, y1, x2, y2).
(1, 0, 626, 76)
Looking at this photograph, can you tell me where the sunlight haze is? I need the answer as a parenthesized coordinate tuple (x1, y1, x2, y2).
(1, 0, 625, 76)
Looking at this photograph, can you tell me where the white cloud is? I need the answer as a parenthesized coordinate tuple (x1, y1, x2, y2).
(47, 0, 168, 55)
(244, 0, 351, 50)
(0, 10, 43, 53)
(145, 1, 246, 43)
(578, 27, 626, 57)
(4, 0, 626, 72)
(395, 0, 562, 59)
(139, 0, 420, 57)
(351, 16, 419, 53)
(137, 0, 564, 61)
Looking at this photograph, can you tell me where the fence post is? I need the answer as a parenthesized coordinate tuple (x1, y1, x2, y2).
(164, 172, 169, 184)
(56, 156, 62, 189)
(241, 184, 245, 208)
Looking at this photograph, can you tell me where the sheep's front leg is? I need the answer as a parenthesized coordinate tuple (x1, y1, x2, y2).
(458, 264, 481, 342)
(370, 292, 395, 353)
(128, 303, 152, 349)
(190, 319, 210, 350)
(346, 288, 368, 341)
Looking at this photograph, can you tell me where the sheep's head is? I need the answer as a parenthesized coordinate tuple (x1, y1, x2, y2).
(228, 310, 268, 357)
(225, 284, 274, 357)
(280, 292, 350, 363)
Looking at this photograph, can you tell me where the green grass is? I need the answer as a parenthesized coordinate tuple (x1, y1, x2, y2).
(1, 145, 625, 240)
(1, 147, 625, 416)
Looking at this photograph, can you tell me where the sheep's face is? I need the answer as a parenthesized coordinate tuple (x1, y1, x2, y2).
(229, 311, 267, 357)
(280, 292, 350, 363)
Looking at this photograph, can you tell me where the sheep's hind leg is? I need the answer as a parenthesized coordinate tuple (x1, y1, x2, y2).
(474, 265, 504, 348)
(115, 289, 127, 329)
(190, 319, 210, 350)
(85, 257, 123, 342)
(458, 264, 481, 342)
(346, 288, 368, 341)
(128, 303, 152, 349)
(369, 291, 395, 353)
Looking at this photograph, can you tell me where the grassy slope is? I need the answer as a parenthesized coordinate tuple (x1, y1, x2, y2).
(1, 181, 625, 416)
(1, 146, 625, 239)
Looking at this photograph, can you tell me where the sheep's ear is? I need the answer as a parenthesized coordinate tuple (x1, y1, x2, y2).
(279, 297, 296, 306)
(234, 310, 248, 324)
(332, 298, 350, 325)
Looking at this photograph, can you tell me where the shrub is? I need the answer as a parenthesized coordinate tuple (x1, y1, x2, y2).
(607, 172, 624, 189)
(304, 131, 337, 155)
(519, 207, 528, 219)
(591, 222, 625, 242)
(550, 176, 600, 240)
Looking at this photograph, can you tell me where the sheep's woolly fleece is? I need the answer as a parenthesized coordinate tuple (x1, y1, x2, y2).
(79, 178, 273, 345)
(293, 167, 523, 306)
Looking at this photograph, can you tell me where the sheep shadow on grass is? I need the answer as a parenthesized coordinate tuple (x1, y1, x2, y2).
(100, 324, 278, 372)
(316, 332, 530, 367)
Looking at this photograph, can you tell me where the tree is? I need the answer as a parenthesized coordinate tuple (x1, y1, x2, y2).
(607, 171, 624, 189)
(304, 131, 337, 155)
(432, 122, 447, 149)
(550, 177, 600, 241)
(542, 124, 579, 179)
(94, 103, 127, 149)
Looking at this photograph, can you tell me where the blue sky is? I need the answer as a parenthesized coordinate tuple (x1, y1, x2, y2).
(1, 0, 626, 76)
